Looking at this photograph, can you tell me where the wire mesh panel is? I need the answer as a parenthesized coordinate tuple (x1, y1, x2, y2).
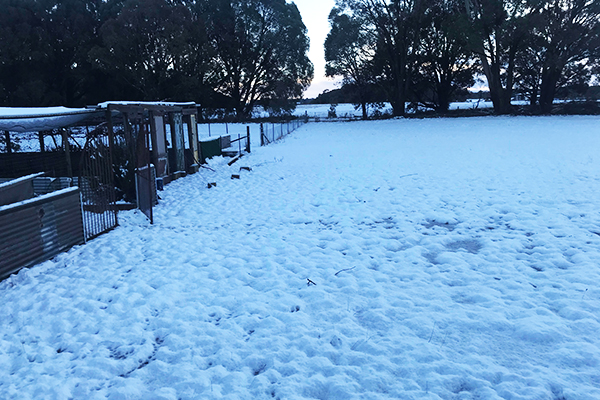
(78, 127, 118, 240)
(135, 123, 154, 224)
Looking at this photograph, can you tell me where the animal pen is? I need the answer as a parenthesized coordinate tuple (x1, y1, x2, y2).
(0, 102, 200, 280)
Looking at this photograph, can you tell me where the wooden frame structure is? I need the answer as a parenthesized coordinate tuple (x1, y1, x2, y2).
(100, 102, 199, 223)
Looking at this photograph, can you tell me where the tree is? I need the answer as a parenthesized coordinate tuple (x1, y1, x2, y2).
(0, 0, 116, 107)
(337, 0, 425, 116)
(92, 0, 197, 101)
(535, 0, 600, 113)
(412, 0, 477, 112)
(0, 0, 53, 106)
(325, 8, 375, 119)
(514, 36, 545, 106)
(203, 0, 313, 119)
(462, 0, 536, 114)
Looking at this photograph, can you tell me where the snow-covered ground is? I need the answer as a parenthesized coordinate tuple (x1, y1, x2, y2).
(2, 116, 600, 399)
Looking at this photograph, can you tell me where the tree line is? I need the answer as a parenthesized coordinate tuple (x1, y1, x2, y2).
(325, 0, 600, 117)
(0, 0, 313, 119)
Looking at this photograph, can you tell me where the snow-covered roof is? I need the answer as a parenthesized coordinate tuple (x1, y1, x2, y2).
(97, 101, 197, 109)
(0, 107, 103, 133)
(0, 102, 198, 133)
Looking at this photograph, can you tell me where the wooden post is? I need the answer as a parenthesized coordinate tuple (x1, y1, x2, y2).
(169, 113, 176, 154)
(61, 129, 73, 178)
(186, 113, 199, 167)
(38, 132, 45, 152)
(4, 131, 11, 153)
(106, 107, 118, 227)
(260, 123, 264, 146)
(246, 126, 250, 153)
(145, 123, 153, 225)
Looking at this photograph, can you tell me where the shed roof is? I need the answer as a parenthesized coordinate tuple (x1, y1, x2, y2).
(0, 107, 103, 133)
(0, 101, 198, 133)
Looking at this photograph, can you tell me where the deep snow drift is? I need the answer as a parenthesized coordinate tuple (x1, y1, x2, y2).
(1, 116, 600, 399)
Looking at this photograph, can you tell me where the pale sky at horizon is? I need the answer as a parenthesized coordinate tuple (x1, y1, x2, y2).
(293, 0, 341, 98)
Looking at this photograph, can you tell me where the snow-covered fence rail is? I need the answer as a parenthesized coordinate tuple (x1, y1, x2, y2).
(0, 186, 84, 280)
(260, 119, 305, 146)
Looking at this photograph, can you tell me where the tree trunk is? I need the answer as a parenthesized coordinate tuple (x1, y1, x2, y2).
(529, 86, 538, 107)
(539, 67, 560, 114)
(479, 50, 512, 114)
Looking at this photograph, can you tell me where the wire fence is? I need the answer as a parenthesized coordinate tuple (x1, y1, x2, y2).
(260, 118, 306, 146)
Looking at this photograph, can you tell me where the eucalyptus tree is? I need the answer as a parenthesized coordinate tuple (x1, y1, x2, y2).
(92, 0, 197, 101)
(325, 8, 376, 119)
(534, 0, 600, 113)
(412, 0, 477, 112)
(335, 0, 425, 116)
(0, 0, 111, 106)
(203, 0, 313, 119)
(462, 0, 536, 114)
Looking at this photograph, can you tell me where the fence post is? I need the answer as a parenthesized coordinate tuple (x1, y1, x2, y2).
(4, 131, 11, 153)
(246, 126, 251, 153)
(38, 132, 45, 152)
(61, 129, 73, 178)
(260, 123, 264, 146)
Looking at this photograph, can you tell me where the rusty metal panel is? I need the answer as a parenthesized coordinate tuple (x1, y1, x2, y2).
(0, 187, 84, 280)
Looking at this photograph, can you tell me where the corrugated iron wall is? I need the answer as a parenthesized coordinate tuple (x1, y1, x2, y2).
(0, 188, 85, 280)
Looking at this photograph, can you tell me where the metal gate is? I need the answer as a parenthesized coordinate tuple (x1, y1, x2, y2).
(78, 125, 118, 240)
(135, 122, 155, 224)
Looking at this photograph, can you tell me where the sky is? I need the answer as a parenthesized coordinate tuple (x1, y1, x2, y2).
(294, 0, 341, 98)
(293, 0, 490, 98)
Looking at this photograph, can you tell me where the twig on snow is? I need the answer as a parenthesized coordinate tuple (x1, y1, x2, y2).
(428, 322, 436, 343)
(307, 278, 316, 286)
(200, 164, 216, 172)
(398, 173, 417, 179)
(335, 266, 356, 276)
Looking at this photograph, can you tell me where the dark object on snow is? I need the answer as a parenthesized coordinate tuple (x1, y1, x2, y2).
(307, 278, 316, 286)
(231, 174, 240, 179)
(207, 182, 217, 188)
(240, 166, 252, 171)
(227, 155, 242, 166)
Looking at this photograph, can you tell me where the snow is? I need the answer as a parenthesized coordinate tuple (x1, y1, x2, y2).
(2, 116, 600, 399)
(0, 107, 96, 118)
(0, 172, 44, 190)
(97, 101, 197, 108)
(0, 107, 103, 133)
(0, 187, 79, 213)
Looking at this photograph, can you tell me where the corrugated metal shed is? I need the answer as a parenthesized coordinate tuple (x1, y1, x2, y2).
(0, 187, 84, 280)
